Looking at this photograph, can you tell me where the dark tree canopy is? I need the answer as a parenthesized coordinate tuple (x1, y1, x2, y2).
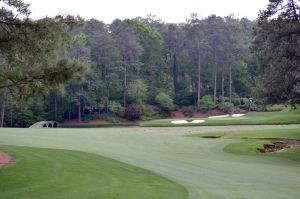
(253, 0, 300, 103)
(0, 0, 86, 97)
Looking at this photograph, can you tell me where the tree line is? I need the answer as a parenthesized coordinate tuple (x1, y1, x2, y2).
(0, 0, 299, 127)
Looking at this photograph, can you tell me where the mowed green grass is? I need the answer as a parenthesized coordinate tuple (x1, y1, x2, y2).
(141, 109, 300, 127)
(224, 128, 300, 162)
(0, 145, 187, 199)
(0, 125, 300, 198)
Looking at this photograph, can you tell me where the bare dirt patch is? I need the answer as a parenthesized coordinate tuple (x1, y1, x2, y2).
(257, 139, 300, 153)
(171, 111, 185, 118)
(193, 112, 206, 118)
(206, 109, 226, 116)
(0, 151, 12, 165)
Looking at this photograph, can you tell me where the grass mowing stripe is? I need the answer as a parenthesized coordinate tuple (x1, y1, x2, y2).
(0, 125, 300, 198)
(0, 145, 188, 199)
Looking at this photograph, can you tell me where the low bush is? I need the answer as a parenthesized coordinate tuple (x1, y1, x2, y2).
(155, 93, 174, 112)
(141, 115, 153, 121)
(266, 105, 284, 112)
(101, 114, 127, 123)
(108, 101, 125, 117)
(231, 98, 241, 106)
(125, 103, 143, 120)
(200, 95, 216, 110)
(218, 102, 234, 112)
(251, 104, 267, 112)
(184, 106, 197, 117)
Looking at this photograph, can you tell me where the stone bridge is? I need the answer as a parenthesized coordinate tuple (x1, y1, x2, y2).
(42, 121, 59, 128)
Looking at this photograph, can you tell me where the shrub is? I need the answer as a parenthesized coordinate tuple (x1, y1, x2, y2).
(251, 104, 266, 112)
(108, 101, 125, 117)
(127, 79, 148, 103)
(266, 105, 284, 112)
(125, 103, 143, 120)
(155, 93, 174, 111)
(82, 114, 96, 122)
(218, 102, 234, 112)
(141, 115, 152, 121)
(184, 106, 197, 117)
(231, 98, 241, 106)
(143, 105, 159, 117)
(200, 95, 216, 110)
(101, 114, 127, 123)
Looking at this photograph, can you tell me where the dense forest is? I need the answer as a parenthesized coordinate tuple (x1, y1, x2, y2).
(0, 0, 299, 127)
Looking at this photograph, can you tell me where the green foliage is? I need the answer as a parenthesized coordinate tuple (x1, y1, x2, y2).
(231, 98, 241, 106)
(125, 18, 163, 64)
(266, 105, 284, 112)
(0, 1, 86, 97)
(200, 95, 216, 110)
(253, 0, 300, 104)
(155, 93, 174, 112)
(127, 79, 148, 104)
(233, 61, 252, 97)
(141, 115, 153, 121)
(218, 102, 234, 112)
(184, 106, 197, 117)
(108, 101, 125, 117)
(101, 114, 127, 123)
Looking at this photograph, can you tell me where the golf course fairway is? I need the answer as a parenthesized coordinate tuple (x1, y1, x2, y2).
(0, 145, 187, 199)
(0, 125, 300, 198)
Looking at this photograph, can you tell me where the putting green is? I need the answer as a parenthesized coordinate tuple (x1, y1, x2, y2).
(0, 125, 300, 198)
(0, 145, 187, 199)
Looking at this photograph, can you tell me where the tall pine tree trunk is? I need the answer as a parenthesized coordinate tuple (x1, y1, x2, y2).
(123, 63, 127, 107)
(197, 49, 201, 108)
(78, 103, 81, 123)
(221, 65, 225, 101)
(172, 53, 178, 94)
(213, 51, 218, 103)
(229, 64, 232, 103)
(54, 94, 58, 121)
(0, 100, 5, 127)
(0, 90, 6, 127)
(213, 70, 217, 103)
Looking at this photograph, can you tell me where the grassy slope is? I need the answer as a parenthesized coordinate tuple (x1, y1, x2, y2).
(141, 110, 300, 127)
(0, 125, 300, 199)
(0, 145, 187, 199)
(223, 128, 300, 162)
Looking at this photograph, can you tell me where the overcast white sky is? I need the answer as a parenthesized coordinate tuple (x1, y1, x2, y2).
(23, 0, 270, 23)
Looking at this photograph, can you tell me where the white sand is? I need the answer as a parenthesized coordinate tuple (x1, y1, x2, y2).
(190, 120, 205, 123)
(171, 120, 189, 124)
(232, 114, 245, 117)
(208, 114, 230, 119)
(171, 120, 205, 124)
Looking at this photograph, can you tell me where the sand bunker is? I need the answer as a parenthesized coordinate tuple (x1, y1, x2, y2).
(171, 120, 205, 124)
(171, 120, 188, 124)
(208, 114, 230, 119)
(232, 114, 245, 117)
(190, 120, 205, 123)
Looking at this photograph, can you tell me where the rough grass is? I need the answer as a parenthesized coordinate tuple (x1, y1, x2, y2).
(0, 145, 187, 199)
(141, 109, 300, 127)
(1, 125, 300, 198)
